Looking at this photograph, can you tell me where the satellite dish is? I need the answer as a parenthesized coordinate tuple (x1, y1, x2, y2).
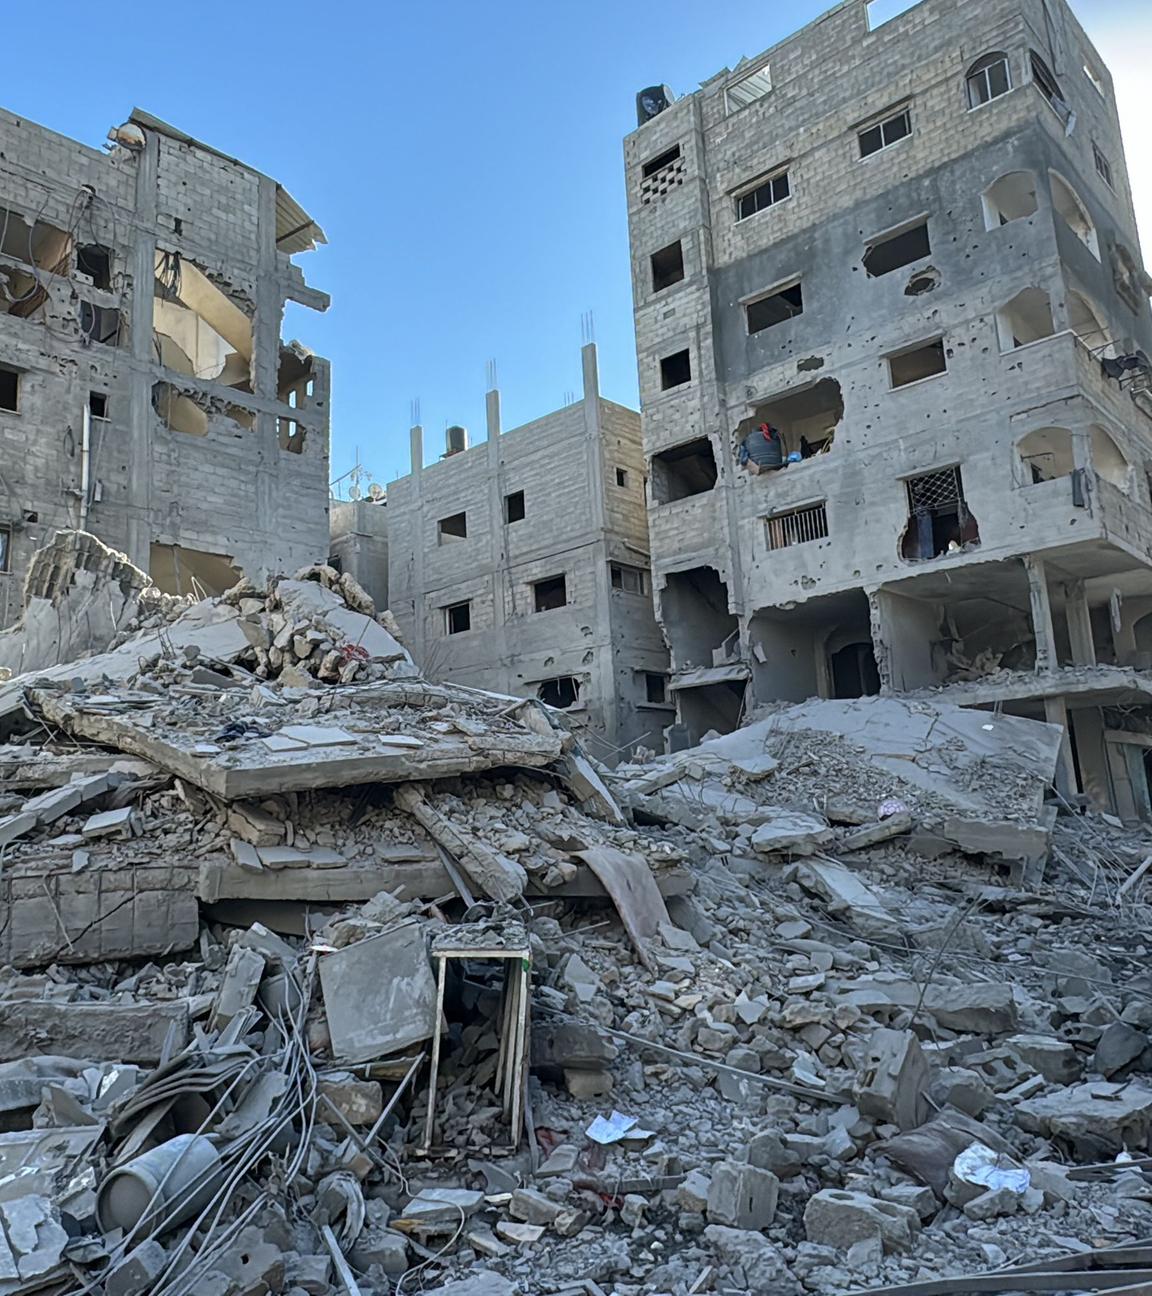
(368, 482, 385, 501)
(636, 85, 674, 126)
(348, 483, 362, 501)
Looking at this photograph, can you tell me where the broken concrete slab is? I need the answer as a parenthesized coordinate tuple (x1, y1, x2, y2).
(319, 923, 438, 1063)
(706, 1161, 779, 1229)
(923, 984, 1018, 1035)
(1015, 1080, 1152, 1153)
(856, 1029, 931, 1131)
(803, 1188, 920, 1253)
(0, 1000, 188, 1064)
(1004, 1034, 1083, 1085)
(793, 858, 903, 941)
(751, 811, 834, 855)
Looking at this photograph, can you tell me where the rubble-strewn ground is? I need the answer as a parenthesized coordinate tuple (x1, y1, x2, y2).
(0, 537, 1150, 1296)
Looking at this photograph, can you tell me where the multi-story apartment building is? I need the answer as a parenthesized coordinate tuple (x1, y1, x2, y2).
(373, 343, 671, 762)
(0, 106, 330, 624)
(625, 0, 1152, 814)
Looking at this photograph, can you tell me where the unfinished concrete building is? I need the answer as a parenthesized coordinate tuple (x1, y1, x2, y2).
(329, 495, 390, 613)
(382, 344, 670, 761)
(625, 0, 1152, 814)
(0, 106, 330, 622)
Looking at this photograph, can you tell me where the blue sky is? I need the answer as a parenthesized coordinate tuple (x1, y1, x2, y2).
(4, 0, 1149, 492)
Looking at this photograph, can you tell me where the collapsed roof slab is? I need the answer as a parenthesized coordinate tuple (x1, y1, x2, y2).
(29, 682, 565, 801)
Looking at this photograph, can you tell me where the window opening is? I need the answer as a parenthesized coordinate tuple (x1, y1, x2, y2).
(0, 525, 9, 573)
(1050, 173, 1100, 259)
(747, 281, 803, 333)
(79, 302, 121, 347)
(997, 288, 1055, 351)
(766, 502, 828, 550)
(863, 221, 931, 277)
(1030, 51, 1071, 120)
(642, 146, 681, 178)
(982, 172, 1038, 228)
(866, 0, 918, 29)
(651, 241, 685, 292)
(533, 575, 567, 612)
(645, 673, 668, 704)
(0, 366, 18, 412)
(504, 490, 525, 523)
(88, 391, 109, 419)
(445, 601, 471, 634)
(75, 245, 112, 290)
(901, 467, 980, 561)
(736, 170, 790, 221)
(537, 677, 580, 709)
(615, 467, 629, 488)
(967, 53, 1012, 108)
(738, 378, 843, 471)
(660, 349, 692, 390)
(727, 62, 772, 111)
(1083, 63, 1107, 98)
(1094, 145, 1114, 190)
(887, 339, 947, 387)
(651, 437, 717, 502)
(278, 418, 305, 453)
(1067, 292, 1111, 354)
(611, 563, 649, 595)
(858, 108, 911, 158)
(1018, 427, 1075, 484)
(437, 512, 468, 543)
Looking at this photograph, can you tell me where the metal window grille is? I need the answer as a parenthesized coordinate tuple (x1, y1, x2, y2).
(767, 502, 828, 550)
(906, 467, 963, 512)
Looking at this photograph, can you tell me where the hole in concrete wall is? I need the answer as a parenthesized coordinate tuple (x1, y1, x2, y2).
(746, 281, 803, 333)
(0, 365, 19, 412)
(76, 244, 112, 290)
(79, 301, 122, 347)
(149, 543, 242, 598)
(997, 288, 1054, 351)
(830, 641, 881, 698)
(905, 269, 940, 296)
(445, 600, 472, 634)
(611, 563, 649, 594)
(1092, 425, 1131, 492)
(645, 672, 668, 704)
(1018, 426, 1075, 483)
(1067, 290, 1112, 354)
(887, 338, 947, 387)
(154, 250, 253, 389)
(651, 437, 717, 503)
(863, 221, 930, 277)
(0, 205, 72, 321)
(766, 501, 828, 550)
(278, 343, 316, 409)
(504, 490, 525, 523)
(651, 241, 685, 293)
(982, 172, 1038, 229)
(900, 466, 980, 562)
(88, 391, 109, 420)
(278, 417, 305, 452)
(740, 378, 844, 464)
(533, 574, 567, 612)
(660, 349, 692, 390)
(153, 382, 208, 436)
(967, 53, 1012, 108)
(1050, 172, 1100, 260)
(537, 676, 580, 709)
(437, 512, 468, 544)
(661, 567, 737, 669)
(677, 680, 747, 742)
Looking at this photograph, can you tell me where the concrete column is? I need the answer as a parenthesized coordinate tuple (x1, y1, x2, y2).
(1071, 707, 1111, 812)
(1044, 695, 1080, 800)
(581, 341, 615, 747)
(253, 176, 281, 401)
(409, 424, 426, 663)
(409, 425, 424, 474)
(486, 388, 502, 441)
(486, 381, 511, 678)
(126, 130, 161, 571)
(1063, 581, 1097, 666)
(1024, 556, 1058, 672)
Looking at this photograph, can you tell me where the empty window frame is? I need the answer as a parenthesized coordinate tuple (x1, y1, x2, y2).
(997, 288, 1055, 351)
(1030, 51, 1068, 116)
(79, 302, 121, 346)
(533, 574, 567, 612)
(858, 107, 912, 159)
(88, 391, 109, 419)
(504, 490, 525, 523)
(660, 349, 692, 390)
(651, 437, 718, 502)
(887, 338, 947, 387)
(967, 53, 1012, 108)
(0, 365, 18, 412)
(766, 501, 828, 550)
(75, 244, 112, 290)
(611, 563, 649, 595)
(735, 170, 790, 221)
(444, 601, 471, 634)
(746, 281, 803, 334)
(615, 467, 629, 488)
(727, 62, 772, 111)
(642, 146, 681, 179)
(537, 676, 580, 709)
(437, 512, 468, 543)
(0, 525, 9, 573)
(1094, 144, 1115, 190)
(982, 172, 1038, 228)
(650, 241, 685, 292)
(863, 220, 931, 277)
(902, 466, 980, 561)
(1083, 63, 1107, 99)
(644, 672, 668, 704)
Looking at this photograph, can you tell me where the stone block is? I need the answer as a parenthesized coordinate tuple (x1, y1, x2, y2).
(856, 1029, 930, 1131)
(803, 1189, 920, 1253)
(706, 1160, 779, 1230)
(1005, 1034, 1082, 1085)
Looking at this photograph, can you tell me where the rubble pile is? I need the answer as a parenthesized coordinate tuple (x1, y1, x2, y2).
(0, 543, 1150, 1294)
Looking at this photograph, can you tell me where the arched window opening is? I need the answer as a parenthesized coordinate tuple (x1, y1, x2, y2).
(1091, 426, 1131, 493)
(982, 172, 1038, 230)
(1018, 427, 1075, 485)
(997, 288, 1055, 352)
(1050, 172, 1100, 259)
(967, 53, 1012, 108)
(1067, 291, 1112, 355)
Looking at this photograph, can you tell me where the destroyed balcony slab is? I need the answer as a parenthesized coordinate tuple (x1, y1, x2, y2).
(0, 1000, 189, 1063)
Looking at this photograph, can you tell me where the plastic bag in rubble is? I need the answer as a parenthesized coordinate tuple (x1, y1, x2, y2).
(878, 798, 909, 820)
(952, 1142, 1031, 1195)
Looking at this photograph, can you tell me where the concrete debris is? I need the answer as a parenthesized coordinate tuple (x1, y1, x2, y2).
(0, 570, 1147, 1295)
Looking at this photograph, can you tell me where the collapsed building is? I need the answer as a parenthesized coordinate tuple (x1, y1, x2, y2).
(624, 0, 1152, 818)
(335, 343, 671, 763)
(0, 105, 330, 621)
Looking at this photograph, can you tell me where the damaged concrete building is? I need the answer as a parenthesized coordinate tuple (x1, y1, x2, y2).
(0, 106, 330, 621)
(625, 0, 1152, 813)
(376, 344, 671, 761)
